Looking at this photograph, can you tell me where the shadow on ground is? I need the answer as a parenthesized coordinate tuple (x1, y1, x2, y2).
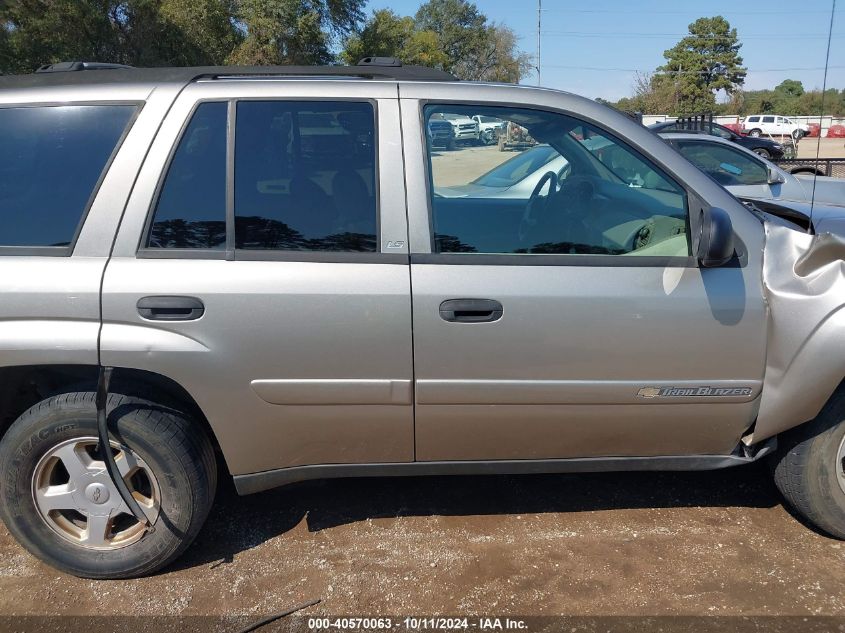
(169, 461, 784, 573)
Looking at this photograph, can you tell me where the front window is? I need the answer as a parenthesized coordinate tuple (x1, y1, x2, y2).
(425, 105, 690, 258)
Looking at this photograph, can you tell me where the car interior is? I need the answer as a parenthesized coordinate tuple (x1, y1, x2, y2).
(427, 106, 690, 258)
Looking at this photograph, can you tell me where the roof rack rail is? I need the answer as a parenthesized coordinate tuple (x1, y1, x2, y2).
(0, 62, 456, 88)
(357, 57, 403, 67)
(35, 61, 135, 73)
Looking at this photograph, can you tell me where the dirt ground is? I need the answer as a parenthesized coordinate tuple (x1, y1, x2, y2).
(3, 462, 845, 627)
(797, 137, 845, 159)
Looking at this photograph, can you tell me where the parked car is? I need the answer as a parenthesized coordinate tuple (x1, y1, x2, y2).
(4, 61, 845, 580)
(472, 114, 506, 145)
(742, 114, 810, 139)
(427, 118, 455, 149)
(648, 120, 786, 159)
(435, 112, 479, 144)
(658, 133, 845, 208)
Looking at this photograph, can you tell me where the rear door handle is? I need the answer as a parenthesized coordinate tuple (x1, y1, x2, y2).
(439, 299, 503, 323)
(137, 296, 205, 321)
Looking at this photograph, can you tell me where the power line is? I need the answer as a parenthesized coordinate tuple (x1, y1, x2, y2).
(542, 64, 845, 73)
(539, 8, 838, 14)
(540, 30, 844, 39)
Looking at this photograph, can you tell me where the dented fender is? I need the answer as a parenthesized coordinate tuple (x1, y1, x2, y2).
(755, 223, 845, 442)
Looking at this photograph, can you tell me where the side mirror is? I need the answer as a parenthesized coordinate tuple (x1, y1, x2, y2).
(767, 166, 786, 185)
(696, 206, 735, 267)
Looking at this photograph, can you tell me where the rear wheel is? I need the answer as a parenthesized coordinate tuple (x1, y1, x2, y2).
(748, 128, 762, 137)
(771, 391, 845, 539)
(0, 392, 216, 578)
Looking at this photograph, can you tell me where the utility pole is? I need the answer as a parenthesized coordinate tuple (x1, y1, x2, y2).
(537, 0, 542, 86)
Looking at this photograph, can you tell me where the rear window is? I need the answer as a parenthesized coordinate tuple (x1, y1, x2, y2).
(0, 105, 136, 251)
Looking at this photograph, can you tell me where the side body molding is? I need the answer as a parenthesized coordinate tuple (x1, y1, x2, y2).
(755, 224, 845, 441)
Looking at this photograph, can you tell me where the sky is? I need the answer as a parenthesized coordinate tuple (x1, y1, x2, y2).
(365, 0, 843, 101)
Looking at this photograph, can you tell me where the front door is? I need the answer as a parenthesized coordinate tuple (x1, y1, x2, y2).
(102, 81, 414, 476)
(402, 97, 768, 462)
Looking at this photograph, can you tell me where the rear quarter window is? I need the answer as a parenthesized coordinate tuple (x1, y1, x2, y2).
(0, 104, 137, 251)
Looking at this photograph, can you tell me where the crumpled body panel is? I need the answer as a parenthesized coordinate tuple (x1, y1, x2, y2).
(756, 222, 845, 441)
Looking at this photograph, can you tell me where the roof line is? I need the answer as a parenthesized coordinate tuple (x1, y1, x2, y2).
(0, 64, 458, 90)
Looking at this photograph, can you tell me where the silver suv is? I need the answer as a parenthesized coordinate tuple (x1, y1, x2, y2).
(0, 61, 843, 579)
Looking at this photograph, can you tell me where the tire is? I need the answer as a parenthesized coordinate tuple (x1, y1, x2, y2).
(792, 129, 804, 140)
(752, 148, 771, 159)
(748, 128, 762, 138)
(0, 392, 216, 578)
(482, 129, 496, 145)
(771, 390, 845, 539)
(446, 136, 456, 151)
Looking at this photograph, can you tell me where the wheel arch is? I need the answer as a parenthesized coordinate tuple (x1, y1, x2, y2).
(0, 364, 228, 475)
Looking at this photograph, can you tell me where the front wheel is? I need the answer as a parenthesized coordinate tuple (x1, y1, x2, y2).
(752, 148, 771, 159)
(771, 391, 845, 539)
(0, 392, 217, 578)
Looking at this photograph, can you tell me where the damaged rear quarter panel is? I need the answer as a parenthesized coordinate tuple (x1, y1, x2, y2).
(756, 222, 845, 441)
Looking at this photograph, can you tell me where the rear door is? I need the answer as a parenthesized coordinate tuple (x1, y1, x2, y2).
(400, 85, 768, 462)
(102, 80, 413, 476)
(0, 99, 141, 380)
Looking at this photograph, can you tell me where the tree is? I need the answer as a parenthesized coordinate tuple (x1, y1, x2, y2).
(658, 16, 746, 114)
(341, 1, 529, 82)
(472, 23, 532, 83)
(0, 0, 122, 73)
(414, 0, 530, 81)
(775, 78, 804, 98)
(0, 0, 240, 72)
(228, 0, 365, 65)
(340, 9, 447, 67)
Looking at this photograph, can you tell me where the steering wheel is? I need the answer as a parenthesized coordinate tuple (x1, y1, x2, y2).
(518, 170, 558, 243)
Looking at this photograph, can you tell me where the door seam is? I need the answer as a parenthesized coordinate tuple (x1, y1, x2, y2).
(397, 83, 417, 462)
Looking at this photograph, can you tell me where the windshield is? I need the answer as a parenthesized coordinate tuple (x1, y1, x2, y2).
(442, 113, 465, 121)
(472, 145, 560, 188)
(477, 116, 502, 123)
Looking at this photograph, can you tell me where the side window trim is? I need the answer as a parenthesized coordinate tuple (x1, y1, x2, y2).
(0, 102, 141, 257)
(417, 101, 696, 268)
(139, 97, 388, 261)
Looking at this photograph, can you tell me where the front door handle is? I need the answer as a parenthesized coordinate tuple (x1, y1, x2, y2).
(439, 299, 503, 323)
(137, 296, 204, 321)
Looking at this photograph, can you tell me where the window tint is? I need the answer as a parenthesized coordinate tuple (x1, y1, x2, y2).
(747, 116, 759, 123)
(676, 141, 768, 186)
(234, 101, 377, 252)
(0, 105, 135, 249)
(426, 106, 689, 258)
(148, 102, 227, 249)
(710, 125, 733, 139)
(762, 116, 775, 123)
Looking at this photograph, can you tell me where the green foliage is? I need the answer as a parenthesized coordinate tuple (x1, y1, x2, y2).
(720, 85, 845, 117)
(0, 0, 367, 72)
(342, 0, 530, 82)
(656, 16, 746, 115)
(340, 9, 447, 67)
(228, 0, 365, 65)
